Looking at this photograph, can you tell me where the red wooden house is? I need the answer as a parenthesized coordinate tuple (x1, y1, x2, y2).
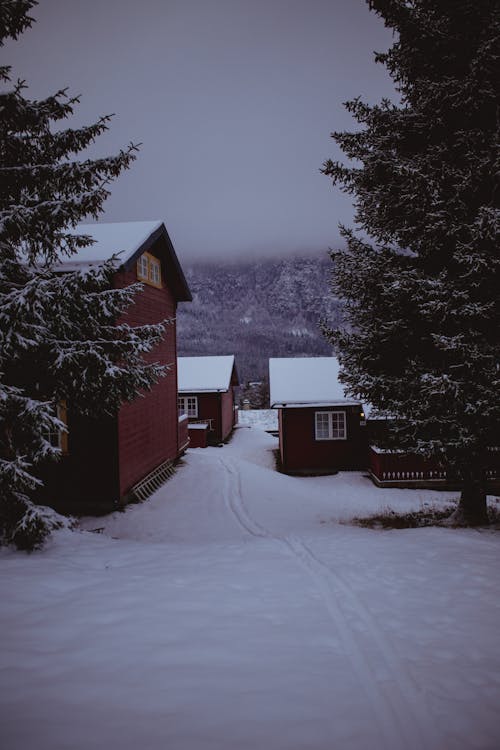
(270, 357, 500, 487)
(269, 357, 367, 474)
(38, 221, 192, 514)
(177, 355, 239, 445)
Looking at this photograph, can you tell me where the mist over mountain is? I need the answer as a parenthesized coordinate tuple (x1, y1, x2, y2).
(176, 256, 343, 383)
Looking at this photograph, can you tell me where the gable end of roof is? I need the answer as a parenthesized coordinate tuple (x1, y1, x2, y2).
(124, 223, 192, 302)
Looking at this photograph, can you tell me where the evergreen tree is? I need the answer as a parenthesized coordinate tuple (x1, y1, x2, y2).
(0, 1, 168, 548)
(322, 0, 499, 525)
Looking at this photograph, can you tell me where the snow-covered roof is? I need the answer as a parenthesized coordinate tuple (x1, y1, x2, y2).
(61, 221, 164, 267)
(269, 357, 361, 408)
(178, 356, 238, 393)
(56, 221, 192, 302)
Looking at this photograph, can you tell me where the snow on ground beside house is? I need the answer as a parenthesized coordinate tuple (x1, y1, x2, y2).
(1, 423, 500, 750)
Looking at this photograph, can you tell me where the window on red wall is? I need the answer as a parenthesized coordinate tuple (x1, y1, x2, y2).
(178, 396, 198, 417)
(315, 411, 346, 440)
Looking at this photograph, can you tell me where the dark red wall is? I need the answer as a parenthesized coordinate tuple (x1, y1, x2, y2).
(186, 389, 236, 443)
(369, 443, 500, 485)
(220, 389, 236, 441)
(280, 406, 367, 473)
(115, 261, 179, 499)
(188, 425, 208, 448)
(188, 392, 222, 442)
(36, 242, 183, 513)
(368, 447, 446, 482)
(36, 412, 119, 515)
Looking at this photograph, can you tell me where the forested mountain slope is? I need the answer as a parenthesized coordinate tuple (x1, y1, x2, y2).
(176, 256, 343, 382)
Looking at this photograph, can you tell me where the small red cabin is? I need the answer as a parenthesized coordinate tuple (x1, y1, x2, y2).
(177, 355, 239, 444)
(269, 357, 367, 474)
(38, 221, 192, 514)
(270, 357, 500, 488)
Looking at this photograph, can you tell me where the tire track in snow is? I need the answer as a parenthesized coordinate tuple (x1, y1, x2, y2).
(219, 456, 436, 750)
(220, 458, 271, 539)
(284, 535, 435, 750)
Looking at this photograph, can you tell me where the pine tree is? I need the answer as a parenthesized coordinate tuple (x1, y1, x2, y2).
(0, 1, 169, 548)
(322, 0, 500, 525)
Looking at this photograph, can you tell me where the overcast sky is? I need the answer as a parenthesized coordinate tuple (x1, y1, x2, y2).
(4, 0, 396, 261)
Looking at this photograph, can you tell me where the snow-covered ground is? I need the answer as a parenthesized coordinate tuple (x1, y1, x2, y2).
(1, 418, 500, 750)
(238, 407, 278, 430)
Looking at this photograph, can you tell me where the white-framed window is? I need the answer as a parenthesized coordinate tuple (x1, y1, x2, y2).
(178, 395, 198, 418)
(137, 252, 162, 288)
(315, 410, 346, 441)
(137, 254, 149, 281)
(149, 257, 161, 285)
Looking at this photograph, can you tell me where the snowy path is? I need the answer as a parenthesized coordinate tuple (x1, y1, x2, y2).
(219, 452, 431, 750)
(1, 424, 500, 750)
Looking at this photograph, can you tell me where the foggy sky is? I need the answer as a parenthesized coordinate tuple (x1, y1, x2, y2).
(4, 0, 396, 261)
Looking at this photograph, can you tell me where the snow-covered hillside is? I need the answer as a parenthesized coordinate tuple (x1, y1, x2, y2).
(1, 423, 499, 750)
(176, 257, 344, 382)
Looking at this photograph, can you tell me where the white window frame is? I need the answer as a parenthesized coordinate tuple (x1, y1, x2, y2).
(137, 252, 162, 288)
(149, 256, 161, 286)
(178, 395, 198, 418)
(315, 410, 347, 441)
(137, 254, 149, 281)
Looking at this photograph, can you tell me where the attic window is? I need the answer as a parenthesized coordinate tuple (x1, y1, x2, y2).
(137, 252, 162, 288)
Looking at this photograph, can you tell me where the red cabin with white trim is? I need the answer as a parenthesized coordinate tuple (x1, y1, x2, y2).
(270, 357, 500, 488)
(177, 355, 239, 444)
(38, 221, 192, 514)
(270, 357, 367, 474)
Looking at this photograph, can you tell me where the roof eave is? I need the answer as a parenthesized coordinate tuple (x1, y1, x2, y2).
(270, 400, 362, 409)
(178, 388, 229, 394)
(230, 360, 240, 387)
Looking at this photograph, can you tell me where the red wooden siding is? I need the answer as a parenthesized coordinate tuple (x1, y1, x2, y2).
(369, 447, 446, 485)
(369, 445, 500, 486)
(114, 263, 179, 499)
(279, 406, 367, 474)
(192, 393, 221, 441)
(220, 388, 236, 441)
(35, 228, 190, 514)
(188, 424, 209, 448)
(185, 389, 237, 443)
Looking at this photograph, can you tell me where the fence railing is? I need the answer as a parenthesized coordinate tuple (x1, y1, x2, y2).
(369, 445, 500, 483)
